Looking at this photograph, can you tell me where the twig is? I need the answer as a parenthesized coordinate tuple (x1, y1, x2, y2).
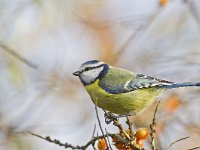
(29, 131, 114, 150)
(103, 111, 137, 149)
(91, 124, 97, 149)
(103, 111, 131, 141)
(126, 117, 134, 137)
(167, 136, 190, 150)
(105, 128, 113, 150)
(91, 124, 97, 138)
(0, 42, 37, 69)
(116, 25, 144, 55)
(91, 142, 96, 150)
(149, 100, 161, 150)
(94, 104, 108, 149)
(188, 147, 200, 150)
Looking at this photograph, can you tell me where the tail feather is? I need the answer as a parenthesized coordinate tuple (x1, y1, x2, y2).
(162, 82, 200, 89)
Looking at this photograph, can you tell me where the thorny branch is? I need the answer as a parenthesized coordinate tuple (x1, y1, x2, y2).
(28, 110, 142, 150)
(103, 111, 142, 150)
(103, 111, 132, 140)
(149, 100, 161, 150)
(29, 131, 114, 150)
(29, 99, 200, 150)
(126, 117, 133, 136)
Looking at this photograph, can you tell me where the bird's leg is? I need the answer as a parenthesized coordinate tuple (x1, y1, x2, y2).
(104, 112, 117, 124)
(103, 111, 134, 124)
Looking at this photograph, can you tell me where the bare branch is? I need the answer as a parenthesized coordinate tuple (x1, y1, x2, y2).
(29, 131, 114, 150)
(126, 117, 133, 136)
(94, 104, 109, 149)
(149, 100, 161, 150)
(167, 136, 190, 150)
(91, 124, 96, 139)
(0, 42, 37, 69)
(105, 128, 113, 150)
(188, 147, 200, 150)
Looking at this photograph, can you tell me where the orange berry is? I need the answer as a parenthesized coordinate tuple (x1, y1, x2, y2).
(115, 142, 125, 149)
(135, 128, 149, 141)
(159, 0, 168, 6)
(115, 141, 131, 150)
(165, 94, 181, 113)
(97, 138, 107, 150)
(136, 140, 144, 149)
(112, 136, 118, 142)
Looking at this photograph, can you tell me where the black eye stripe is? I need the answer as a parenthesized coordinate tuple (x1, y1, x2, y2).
(84, 67, 92, 71)
(81, 64, 104, 73)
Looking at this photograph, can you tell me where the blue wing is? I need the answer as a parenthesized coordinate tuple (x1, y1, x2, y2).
(99, 67, 173, 94)
(124, 74, 173, 92)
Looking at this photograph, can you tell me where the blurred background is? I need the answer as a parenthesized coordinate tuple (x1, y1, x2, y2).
(0, 0, 200, 149)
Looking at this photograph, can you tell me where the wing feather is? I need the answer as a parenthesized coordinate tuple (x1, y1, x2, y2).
(99, 67, 173, 94)
(124, 74, 173, 92)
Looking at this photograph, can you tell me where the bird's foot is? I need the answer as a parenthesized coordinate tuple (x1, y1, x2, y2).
(104, 112, 133, 124)
(104, 112, 117, 124)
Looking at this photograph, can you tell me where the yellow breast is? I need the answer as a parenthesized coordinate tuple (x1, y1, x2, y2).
(85, 80, 164, 115)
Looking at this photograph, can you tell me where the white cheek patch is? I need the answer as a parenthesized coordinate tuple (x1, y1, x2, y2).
(82, 67, 104, 79)
(81, 66, 104, 84)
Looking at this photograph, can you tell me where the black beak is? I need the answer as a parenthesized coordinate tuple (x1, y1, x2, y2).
(73, 71, 80, 76)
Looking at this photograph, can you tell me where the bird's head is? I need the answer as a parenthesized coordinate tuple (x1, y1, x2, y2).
(73, 60, 109, 85)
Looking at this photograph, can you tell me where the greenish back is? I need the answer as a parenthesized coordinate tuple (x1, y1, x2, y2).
(99, 66, 136, 94)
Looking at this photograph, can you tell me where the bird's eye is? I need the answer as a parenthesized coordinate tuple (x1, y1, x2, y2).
(84, 67, 90, 71)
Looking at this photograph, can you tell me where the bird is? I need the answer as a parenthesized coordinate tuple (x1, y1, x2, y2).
(73, 60, 200, 117)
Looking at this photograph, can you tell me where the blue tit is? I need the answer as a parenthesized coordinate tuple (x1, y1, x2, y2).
(73, 60, 200, 115)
